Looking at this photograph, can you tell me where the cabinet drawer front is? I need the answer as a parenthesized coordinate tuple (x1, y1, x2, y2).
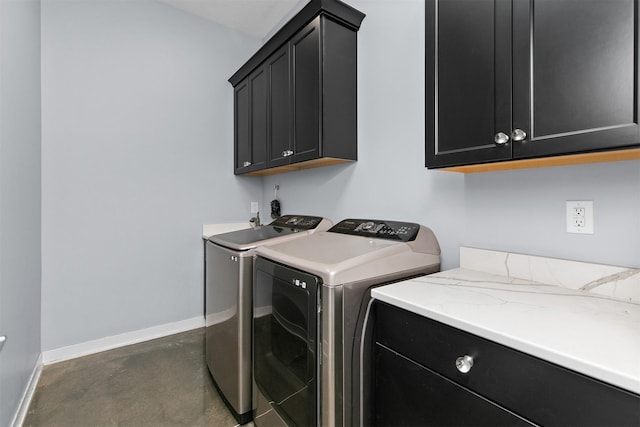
(375, 345, 534, 427)
(375, 302, 640, 426)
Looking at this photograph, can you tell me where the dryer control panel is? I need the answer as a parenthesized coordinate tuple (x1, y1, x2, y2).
(328, 219, 420, 241)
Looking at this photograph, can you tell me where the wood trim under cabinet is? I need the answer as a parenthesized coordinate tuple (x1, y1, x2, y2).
(441, 148, 640, 173)
(242, 157, 353, 176)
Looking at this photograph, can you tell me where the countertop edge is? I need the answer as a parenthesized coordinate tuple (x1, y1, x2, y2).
(202, 223, 250, 239)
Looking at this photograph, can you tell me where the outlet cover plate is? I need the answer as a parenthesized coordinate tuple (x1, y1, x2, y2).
(566, 200, 593, 234)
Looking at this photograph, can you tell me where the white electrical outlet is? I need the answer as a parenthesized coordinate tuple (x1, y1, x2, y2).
(251, 201, 259, 214)
(566, 201, 594, 234)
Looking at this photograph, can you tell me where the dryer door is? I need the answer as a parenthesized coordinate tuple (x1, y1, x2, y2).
(253, 256, 320, 427)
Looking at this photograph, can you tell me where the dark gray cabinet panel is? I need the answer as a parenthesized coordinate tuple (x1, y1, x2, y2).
(427, 0, 512, 167)
(512, 0, 639, 158)
(375, 345, 533, 426)
(291, 19, 321, 164)
(234, 81, 250, 172)
(267, 45, 291, 168)
(234, 67, 267, 174)
(426, 0, 640, 169)
(321, 17, 359, 161)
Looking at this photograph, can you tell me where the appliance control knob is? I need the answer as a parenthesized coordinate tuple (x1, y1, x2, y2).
(361, 221, 376, 231)
(455, 355, 474, 374)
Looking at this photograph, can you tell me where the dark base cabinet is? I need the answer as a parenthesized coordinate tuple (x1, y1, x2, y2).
(365, 302, 640, 426)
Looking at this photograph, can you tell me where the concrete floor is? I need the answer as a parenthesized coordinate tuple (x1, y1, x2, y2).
(23, 328, 249, 427)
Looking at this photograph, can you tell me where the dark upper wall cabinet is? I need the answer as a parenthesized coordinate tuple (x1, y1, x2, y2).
(230, 0, 365, 176)
(426, 0, 640, 171)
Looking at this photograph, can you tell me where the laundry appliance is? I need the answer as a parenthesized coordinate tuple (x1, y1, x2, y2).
(205, 215, 332, 424)
(252, 218, 441, 427)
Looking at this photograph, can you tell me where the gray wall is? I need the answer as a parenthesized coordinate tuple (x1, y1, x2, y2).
(464, 161, 640, 268)
(261, 0, 640, 270)
(37, 0, 640, 360)
(0, 0, 42, 424)
(41, 0, 262, 351)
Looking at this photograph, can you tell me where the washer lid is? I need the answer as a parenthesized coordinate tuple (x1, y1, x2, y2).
(208, 215, 331, 251)
(255, 222, 441, 286)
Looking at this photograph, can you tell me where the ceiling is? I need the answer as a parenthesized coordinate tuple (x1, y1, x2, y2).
(158, 0, 308, 38)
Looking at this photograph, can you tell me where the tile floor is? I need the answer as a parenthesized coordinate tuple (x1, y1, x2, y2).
(23, 328, 249, 427)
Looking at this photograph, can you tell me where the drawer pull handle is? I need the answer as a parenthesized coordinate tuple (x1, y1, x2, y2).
(455, 355, 474, 374)
(243, 161, 252, 167)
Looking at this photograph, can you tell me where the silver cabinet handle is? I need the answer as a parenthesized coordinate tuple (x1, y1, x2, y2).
(511, 128, 527, 142)
(494, 132, 509, 145)
(455, 355, 474, 373)
(282, 150, 294, 157)
(243, 161, 252, 167)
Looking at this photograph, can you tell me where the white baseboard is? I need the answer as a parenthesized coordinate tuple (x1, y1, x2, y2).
(11, 353, 43, 427)
(42, 316, 205, 365)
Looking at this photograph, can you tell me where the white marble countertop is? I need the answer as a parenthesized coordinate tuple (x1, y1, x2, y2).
(372, 247, 640, 395)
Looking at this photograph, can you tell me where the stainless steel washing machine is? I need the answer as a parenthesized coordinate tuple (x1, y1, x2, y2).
(205, 215, 332, 424)
(252, 218, 441, 427)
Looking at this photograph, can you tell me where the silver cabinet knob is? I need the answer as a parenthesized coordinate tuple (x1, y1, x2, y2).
(511, 128, 527, 142)
(282, 150, 294, 157)
(494, 132, 509, 145)
(455, 355, 474, 373)
(0, 335, 6, 351)
(243, 161, 252, 167)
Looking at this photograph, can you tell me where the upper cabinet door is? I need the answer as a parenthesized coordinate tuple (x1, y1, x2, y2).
(266, 45, 292, 168)
(512, 0, 639, 158)
(426, 0, 513, 168)
(234, 67, 267, 174)
(249, 67, 268, 170)
(291, 18, 321, 164)
(234, 80, 251, 173)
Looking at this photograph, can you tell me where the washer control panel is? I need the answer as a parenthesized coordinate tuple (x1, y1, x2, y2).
(328, 219, 420, 241)
(270, 215, 324, 230)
